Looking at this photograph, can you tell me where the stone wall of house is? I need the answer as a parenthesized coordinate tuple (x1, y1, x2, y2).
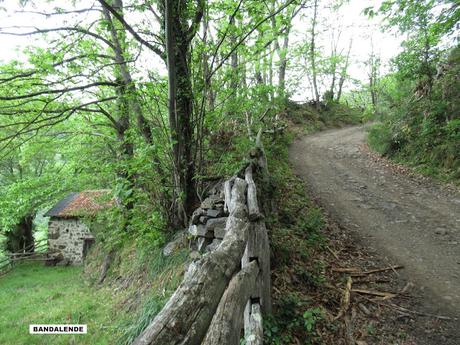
(48, 217, 94, 264)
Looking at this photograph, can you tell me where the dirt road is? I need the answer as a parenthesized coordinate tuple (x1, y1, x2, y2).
(289, 126, 460, 325)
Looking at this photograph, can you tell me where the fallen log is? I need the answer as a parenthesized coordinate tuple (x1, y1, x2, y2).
(132, 178, 249, 345)
(202, 260, 259, 345)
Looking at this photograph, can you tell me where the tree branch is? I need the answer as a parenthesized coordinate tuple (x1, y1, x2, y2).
(97, 0, 166, 60)
(187, 0, 205, 43)
(0, 82, 119, 101)
(0, 26, 117, 50)
(208, 0, 296, 81)
(0, 54, 116, 84)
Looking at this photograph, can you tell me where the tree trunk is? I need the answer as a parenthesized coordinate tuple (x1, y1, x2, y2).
(244, 302, 263, 345)
(367, 39, 380, 110)
(203, 11, 215, 112)
(102, 0, 137, 213)
(6, 214, 34, 253)
(327, 30, 341, 103)
(310, 0, 320, 108)
(336, 39, 352, 103)
(268, 45, 274, 101)
(255, 32, 264, 86)
(166, 0, 198, 226)
(278, 28, 290, 97)
(230, 15, 238, 91)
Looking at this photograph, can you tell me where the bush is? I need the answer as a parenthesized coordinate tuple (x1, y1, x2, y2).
(368, 44, 460, 184)
(367, 123, 394, 155)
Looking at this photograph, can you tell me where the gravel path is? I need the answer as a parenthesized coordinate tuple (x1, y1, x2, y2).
(289, 125, 460, 326)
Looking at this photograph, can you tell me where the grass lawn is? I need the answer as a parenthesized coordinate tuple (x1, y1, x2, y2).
(0, 262, 120, 345)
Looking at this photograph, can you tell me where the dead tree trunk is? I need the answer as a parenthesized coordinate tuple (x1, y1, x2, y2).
(242, 221, 272, 314)
(245, 165, 262, 221)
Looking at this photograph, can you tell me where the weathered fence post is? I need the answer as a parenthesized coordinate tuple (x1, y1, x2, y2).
(242, 220, 272, 314)
(244, 302, 264, 345)
(202, 260, 259, 345)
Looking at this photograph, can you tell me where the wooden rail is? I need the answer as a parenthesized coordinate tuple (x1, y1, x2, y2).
(0, 239, 50, 275)
(133, 131, 271, 345)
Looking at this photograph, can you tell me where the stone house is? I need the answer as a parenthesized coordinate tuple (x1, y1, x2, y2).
(44, 190, 112, 265)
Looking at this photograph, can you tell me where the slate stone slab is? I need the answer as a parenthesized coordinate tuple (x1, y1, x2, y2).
(190, 208, 205, 225)
(205, 239, 222, 252)
(199, 216, 209, 224)
(201, 195, 224, 209)
(197, 237, 212, 252)
(206, 208, 224, 218)
(189, 224, 213, 238)
(206, 217, 228, 239)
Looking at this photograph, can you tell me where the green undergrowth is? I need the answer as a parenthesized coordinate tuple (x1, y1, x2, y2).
(368, 121, 460, 184)
(368, 45, 460, 185)
(84, 243, 189, 345)
(206, 100, 364, 181)
(286, 100, 363, 135)
(262, 103, 361, 344)
(0, 99, 362, 345)
(264, 139, 328, 345)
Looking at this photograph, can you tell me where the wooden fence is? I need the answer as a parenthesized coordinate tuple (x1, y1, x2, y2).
(133, 131, 271, 345)
(0, 239, 51, 275)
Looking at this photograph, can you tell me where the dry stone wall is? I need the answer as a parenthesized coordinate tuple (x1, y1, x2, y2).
(189, 184, 228, 253)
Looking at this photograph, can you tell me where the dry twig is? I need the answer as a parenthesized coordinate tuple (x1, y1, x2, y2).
(334, 276, 352, 320)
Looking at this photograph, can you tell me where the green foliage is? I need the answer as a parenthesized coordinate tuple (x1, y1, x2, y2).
(82, 241, 188, 342)
(264, 293, 324, 345)
(113, 248, 188, 344)
(369, 44, 460, 183)
(264, 293, 310, 345)
(368, 123, 396, 155)
(365, 0, 460, 183)
(0, 0, 456, 342)
(303, 307, 323, 333)
(285, 100, 363, 137)
(0, 243, 188, 345)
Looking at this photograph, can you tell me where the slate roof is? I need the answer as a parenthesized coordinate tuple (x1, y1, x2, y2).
(44, 190, 113, 217)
